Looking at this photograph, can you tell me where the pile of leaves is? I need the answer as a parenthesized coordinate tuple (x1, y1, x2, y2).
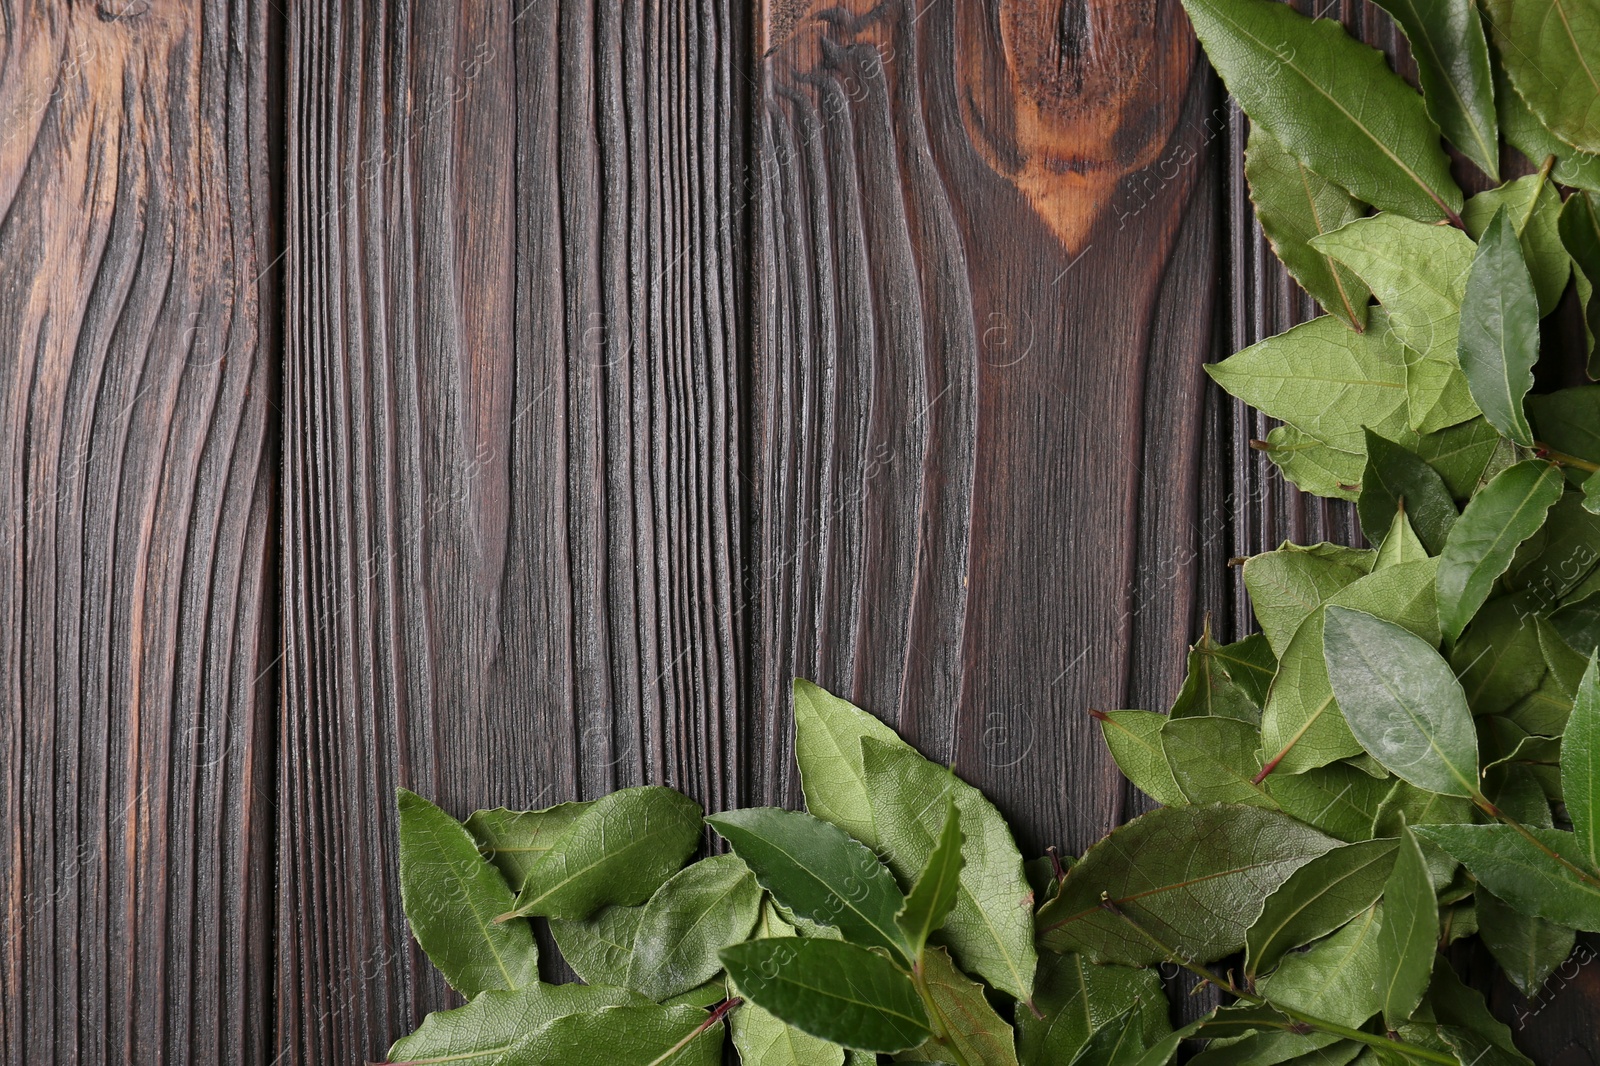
(379, 0, 1600, 1062)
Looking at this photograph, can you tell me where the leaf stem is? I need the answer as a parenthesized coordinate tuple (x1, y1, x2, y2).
(644, 997, 742, 1066)
(1534, 443, 1600, 474)
(1472, 793, 1600, 889)
(1097, 898, 1457, 1065)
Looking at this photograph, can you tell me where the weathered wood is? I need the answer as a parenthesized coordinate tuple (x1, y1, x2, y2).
(750, 0, 1219, 856)
(276, 0, 751, 1059)
(0, 1, 277, 1062)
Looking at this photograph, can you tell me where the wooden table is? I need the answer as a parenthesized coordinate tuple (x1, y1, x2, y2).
(1, 1, 1594, 1062)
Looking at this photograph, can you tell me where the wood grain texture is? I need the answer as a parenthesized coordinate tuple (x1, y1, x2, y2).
(275, 0, 751, 1060)
(750, 0, 1220, 856)
(0, 1, 278, 1063)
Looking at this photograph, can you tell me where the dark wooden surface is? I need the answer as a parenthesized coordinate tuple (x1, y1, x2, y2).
(1, 1, 1596, 1063)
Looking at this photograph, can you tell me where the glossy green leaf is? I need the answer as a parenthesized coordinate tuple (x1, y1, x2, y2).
(1036, 804, 1337, 964)
(1482, 0, 1600, 154)
(896, 947, 1018, 1066)
(1311, 216, 1476, 365)
(860, 736, 1038, 1002)
(1244, 125, 1371, 329)
(1264, 762, 1392, 842)
(1554, 592, 1600, 658)
(1564, 654, 1600, 870)
(1408, 418, 1509, 499)
(707, 807, 908, 962)
(1402, 347, 1480, 437)
(720, 938, 929, 1054)
(509, 786, 703, 920)
(1372, 0, 1499, 178)
(1358, 430, 1457, 555)
(1508, 491, 1600, 603)
(465, 801, 594, 891)
(1244, 838, 1398, 978)
(1375, 828, 1436, 1028)
(382, 983, 645, 1066)
(1449, 592, 1549, 718)
(1321, 606, 1479, 796)
(1178, 0, 1461, 220)
(1162, 716, 1273, 807)
(1463, 174, 1569, 315)
(1187, 1031, 1354, 1066)
(1436, 461, 1565, 643)
(396, 789, 540, 997)
(1259, 561, 1442, 776)
(1099, 711, 1187, 808)
(793, 678, 906, 850)
(1458, 209, 1539, 447)
(1372, 781, 1476, 839)
(1218, 633, 1279, 707)
(550, 904, 646, 988)
(1476, 888, 1577, 997)
(1413, 824, 1600, 929)
(1018, 953, 1170, 1066)
(1257, 902, 1385, 1028)
(625, 855, 762, 1002)
(896, 798, 963, 957)
(1058, 1005, 1150, 1066)
(495, 1003, 724, 1066)
(1206, 313, 1411, 456)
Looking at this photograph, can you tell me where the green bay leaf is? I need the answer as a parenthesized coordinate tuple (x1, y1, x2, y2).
(1179, 0, 1461, 219)
(385, 983, 644, 1066)
(396, 789, 540, 997)
(466, 800, 594, 891)
(1372, 0, 1499, 178)
(627, 854, 763, 1002)
(1099, 710, 1187, 808)
(1244, 124, 1371, 328)
(1482, 0, 1600, 154)
(1036, 804, 1337, 964)
(1245, 838, 1398, 979)
(496, 1003, 724, 1066)
(720, 938, 930, 1054)
(1436, 460, 1565, 642)
(1457, 208, 1539, 447)
(1477, 888, 1577, 997)
(1374, 828, 1436, 1028)
(1412, 823, 1600, 929)
(1257, 902, 1386, 1028)
(1358, 429, 1457, 555)
(896, 798, 964, 958)
(896, 947, 1018, 1066)
(1563, 654, 1600, 871)
(1321, 606, 1479, 797)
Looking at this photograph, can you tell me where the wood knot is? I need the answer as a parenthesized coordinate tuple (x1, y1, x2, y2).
(955, 0, 1193, 251)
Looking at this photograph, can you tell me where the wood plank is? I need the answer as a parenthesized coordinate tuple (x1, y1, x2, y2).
(0, 2, 277, 1062)
(750, 0, 1220, 856)
(276, 1, 751, 1059)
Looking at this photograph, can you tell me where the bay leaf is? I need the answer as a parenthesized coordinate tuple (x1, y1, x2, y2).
(1372, 0, 1499, 179)
(396, 789, 540, 997)
(729, 999, 845, 1066)
(1358, 430, 1457, 555)
(1264, 762, 1392, 842)
(1563, 654, 1600, 871)
(495, 1002, 724, 1066)
(895, 947, 1018, 1066)
(1476, 888, 1576, 997)
(1497, 62, 1600, 194)
(1462, 175, 1569, 316)
(1375, 509, 1431, 570)
(1311, 215, 1475, 364)
(1321, 606, 1479, 797)
(1560, 191, 1600, 374)
(1171, 625, 1266, 722)
(1258, 424, 1364, 501)
(1244, 124, 1371, 329)
(1098, 710, 1187, 808)
(706, 807, 909, 961)
(1527, 386, 1600, 471)
(720, 938, 930, 1054)
(383, 983, 644, 1066)
(1257, 903, 1386, 1028)
(1179, 0, 1461, 220)
(1457, 208, 1539, 447)
(1018, 953, 1170, 1066)
(1412, 823, 1600, 929)
(626, 854, 762, 1002)
(1161, 716, 1274, 807)
(466, 800, 594, 890)
(861, 736, 1038, 1002)
(1244, 838, 1398, 979)
(1482, 0, 1600, 154)
(1436, 460, 1565, 643)
(792, 678, 904, 849)
(1243, 546, 1370, 657)
(896, 798, 963, 958)
(1206, 313, 1410, 455)
(508, 785, 703, 920)
(1374, 828, 1436, 1028)
(1036, 804, 1337, 964)
(550, 903, 646, 988)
